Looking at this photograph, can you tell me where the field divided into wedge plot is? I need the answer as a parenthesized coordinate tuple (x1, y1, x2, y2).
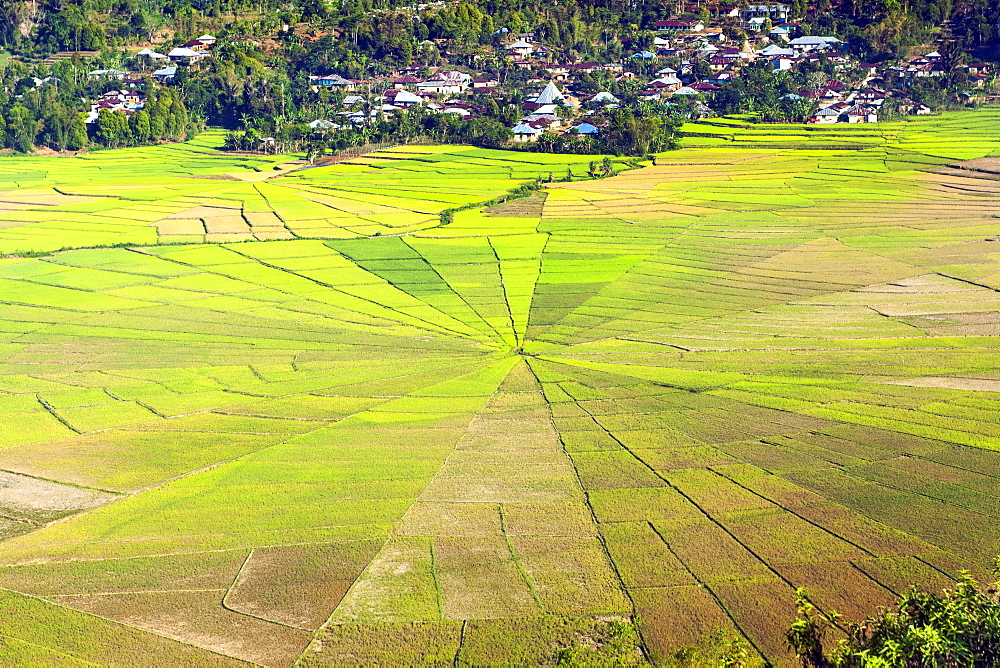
(0, 134, 608, 254)
(1, 110, 1000, 665)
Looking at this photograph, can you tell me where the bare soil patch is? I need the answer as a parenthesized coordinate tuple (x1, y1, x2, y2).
(0, 471, 116, 524)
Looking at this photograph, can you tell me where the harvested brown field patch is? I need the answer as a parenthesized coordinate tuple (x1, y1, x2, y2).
(718, 508, 869, 564)
(0, 470, 116, 523)
(772, 561, 896, 622)
(851, 555, 955, 598)
(711, 581, 799, 660)
(65, 589, 311, 666)
(653, 518, 775, 584)
(631, 585, 743, 664)
(225, 540, 381, 629)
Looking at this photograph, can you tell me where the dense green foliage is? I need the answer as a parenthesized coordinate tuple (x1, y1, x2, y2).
(789, 564, 1000, 667)
(0, 60, 192, 151)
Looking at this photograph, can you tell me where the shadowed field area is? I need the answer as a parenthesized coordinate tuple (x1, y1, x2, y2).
(0, 111, 999, 665)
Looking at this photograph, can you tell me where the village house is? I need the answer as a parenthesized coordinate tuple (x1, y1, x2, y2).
(391, 75, 422, 88)
(84, 89, 146, 124)
(769, 24, 797, 40)
(544, 66, 570, 81)
(532, 81, 566, 105)
(181, 35, 217, 52)
(88, 69, 127, 80)
(690, 81, 721, 94)
(567, 122, 599, 136)
(809, 106, 841, 123)
(844, 104, 878, 123)
(152, 66, 177, 81)
(416, 71, 471, 94)
(309, 74, 357, 91)
(655, 19, 705, 32)
(511, 121, 544, 142)
(770, 56, 797, 71)
(760, 44, 794, 57)
(741, 4, 791, 21)
(136, 48, 169, 63)
(384, 89, 422, 107)
(505, 40, 535, 58)
(672, 86, 700, 96)
(167, 47, 205, 65)
(590, 91, 619, 105)
(307, 119, 339, 131)
(788, 36, 841, 53)
(650, 76, 683, 91)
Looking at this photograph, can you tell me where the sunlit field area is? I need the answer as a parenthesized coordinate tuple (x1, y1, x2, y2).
(1, 111, 1000, 665)
(0, 135, 607, 253)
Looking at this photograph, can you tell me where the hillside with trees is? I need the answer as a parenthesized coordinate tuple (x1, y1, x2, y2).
(0, 0, 997, 153)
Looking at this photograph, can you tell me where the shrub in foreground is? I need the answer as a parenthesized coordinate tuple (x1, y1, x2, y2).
(788, 559, 1000, 667)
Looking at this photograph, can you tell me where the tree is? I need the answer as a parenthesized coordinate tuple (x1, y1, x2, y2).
(65, 113, 88, 151)
(95, 109, 129, 147)
(130, 109, 153, 144)
(788, 561, 1000, 667)
(6, 105, 38, 153)
(167, 97, 189, 139)
(692, 60, 712, 80)
(602, 108, 681, 156)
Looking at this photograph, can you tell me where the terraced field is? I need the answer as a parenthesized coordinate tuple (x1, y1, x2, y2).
(0, 134, 606, 253)
(1, 111, 1000, 665)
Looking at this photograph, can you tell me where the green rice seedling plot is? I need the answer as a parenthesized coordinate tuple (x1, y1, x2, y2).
(0, 137, 590, 251)
(3, 114, 1000, 664)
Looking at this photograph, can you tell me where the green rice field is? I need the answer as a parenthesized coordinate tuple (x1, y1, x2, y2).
(1, 111, 1000, 665)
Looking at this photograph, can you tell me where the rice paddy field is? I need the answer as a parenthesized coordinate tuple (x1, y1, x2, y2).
(1, 110, 1000, 665)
